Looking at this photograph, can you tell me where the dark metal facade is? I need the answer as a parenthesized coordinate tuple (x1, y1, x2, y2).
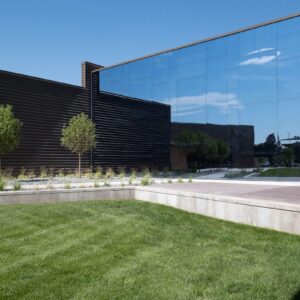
(93, 92, 170, 169)
(0, 69, 170, 171)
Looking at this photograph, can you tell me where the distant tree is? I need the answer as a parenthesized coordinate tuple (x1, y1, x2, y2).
(204, 138, 218, 165)
(273, 153, 285, 167)
(176, 129, 199, 157)
(0, 105, 22, 172)
(265, 133, 276, 146)
(216, 139, 231, 166)
(176, 129, 231, 168)
(282, 147, 294, 167)
(264, 133, 277, 164)
(264, 133, 277, 153)
(61, 113, 96, 177)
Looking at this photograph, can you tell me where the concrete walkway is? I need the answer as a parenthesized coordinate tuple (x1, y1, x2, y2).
(152, 182, 300, 206)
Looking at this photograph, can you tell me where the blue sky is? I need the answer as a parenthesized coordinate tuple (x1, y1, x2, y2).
(1, 0, 300, 85)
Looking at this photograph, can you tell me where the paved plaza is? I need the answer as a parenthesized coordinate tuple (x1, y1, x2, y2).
(153, 181, 300, 206)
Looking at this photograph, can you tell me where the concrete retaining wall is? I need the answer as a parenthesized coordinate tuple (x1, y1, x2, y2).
(1, 186, 299, 235)
(134, 187, 300, 235)
(0, 187, 135, 205)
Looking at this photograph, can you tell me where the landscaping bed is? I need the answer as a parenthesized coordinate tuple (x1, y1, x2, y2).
(1, 200, 300, 299)
(260, 168, 300, 177)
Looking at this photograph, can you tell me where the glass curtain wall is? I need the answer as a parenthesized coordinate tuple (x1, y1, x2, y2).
(99, 16, 300, 167)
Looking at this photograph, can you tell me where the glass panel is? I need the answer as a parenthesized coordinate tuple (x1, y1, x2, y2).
(227, 35, 239, 69)
(206, 37, 227, 58)
(173, 75, 206, 123)
(239, 102, 277, 145)
(128, 77, 151, 100)
(227, 68, 239, 125)
(278, 56, 300, 101)
(151, 55, 169, 84)
(238, 24, 277, 104)
(278, 17, 300, 60)
(278, 99, 300, 143)
(174, 44, 206, 79)
(98, 16, 300, 168)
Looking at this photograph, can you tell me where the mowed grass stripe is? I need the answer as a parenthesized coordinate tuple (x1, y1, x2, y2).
(0, 200, 300, 299)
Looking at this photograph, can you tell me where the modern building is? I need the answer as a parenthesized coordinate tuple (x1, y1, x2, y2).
(97, 13, 300, 168)
(0, 63, 170, 172)
(1, 13, 300, 171)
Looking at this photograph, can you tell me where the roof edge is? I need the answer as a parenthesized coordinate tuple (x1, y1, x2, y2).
(95, 12, 300, 72)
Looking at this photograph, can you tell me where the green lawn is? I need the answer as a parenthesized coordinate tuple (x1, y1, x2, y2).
(260, 167, 300, 177)
(1, 200, 300, 299)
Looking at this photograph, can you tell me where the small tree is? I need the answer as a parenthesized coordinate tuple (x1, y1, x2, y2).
(0, 105, 22, 172)
(282, 147, 294, 167)
(61, 113, 96, 178)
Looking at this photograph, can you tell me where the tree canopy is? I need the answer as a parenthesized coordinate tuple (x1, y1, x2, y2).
(0, 104, 22, 170)
(61, 113, 96, 177)
(176, 129, 230, 168)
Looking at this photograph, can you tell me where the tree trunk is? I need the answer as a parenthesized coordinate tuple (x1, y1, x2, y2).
(0, 157, 1, 175)
(78, 154, 81, 178)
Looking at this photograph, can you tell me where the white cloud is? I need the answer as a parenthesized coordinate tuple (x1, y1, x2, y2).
(240, 55, 276, 66)
(247, 48, 274, 55)
(172, 108, 205, 117)
(169, 92, 241, 117)
(240, 50, 281, 66)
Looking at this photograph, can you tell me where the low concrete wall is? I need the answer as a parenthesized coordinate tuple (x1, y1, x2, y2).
(134, 187, 300, 235)
(1, 186, 299, 235)
(0, 187, 135, 205)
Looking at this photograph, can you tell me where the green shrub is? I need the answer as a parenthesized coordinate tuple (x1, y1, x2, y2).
(95, 167, 104, 179)
(0, 178, 6, 191)
(94, 180, 100, 188)
(177, 177, 183, 184)
(3, 167, 14, 179)
(18, 167, 26, 180)
(167, 178, 172, 184)
(48, 168, 55, 178)
(64, 183, 71, 189)
(130, 168, 137, 180)
(0, 105, 22, 174)
(26, 169, 35, 179)
(13, 182, 21, 191)
(58, 169, 65, 177)
(40, 167, 47, 178)
(118, 167, 126, 179)
(141, 174, 150, 186)
(141, 167, 151, 177)
(105, 167, 115, 179)
(188, 176, 193, 183)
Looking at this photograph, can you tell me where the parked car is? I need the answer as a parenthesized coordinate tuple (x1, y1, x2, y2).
(261, 161, 271, 167)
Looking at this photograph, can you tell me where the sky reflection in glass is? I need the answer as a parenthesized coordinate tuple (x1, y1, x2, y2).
(100, 16, 300, 144)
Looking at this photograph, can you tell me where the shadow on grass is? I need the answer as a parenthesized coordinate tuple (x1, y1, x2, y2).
(292, 290, 300, 300)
